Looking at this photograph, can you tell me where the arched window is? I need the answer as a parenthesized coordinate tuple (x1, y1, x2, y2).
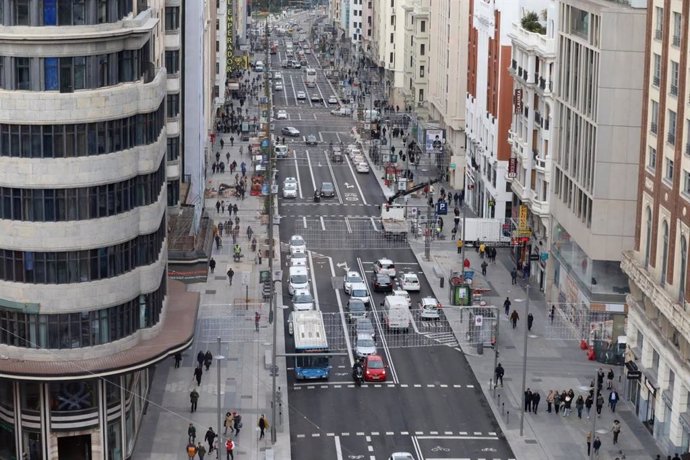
(644, 207, 652, 267)
(661, 220, 669, 286)
(679, 236, 687, 303)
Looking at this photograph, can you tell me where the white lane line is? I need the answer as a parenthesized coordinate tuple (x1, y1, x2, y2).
(311, 433, 320, 437)
(297, 434, 305, 438)
(282, 77, 288, 105)
(320, 216, 326, 231)
(370, 217, 378, 232)
(305, 149, 317, 191)
(308, 251, 320, 310)
(334, 435, 343, 460)
(444, 431, 453, 435)
(336, 132, 341, 142)
(345, 217, 352, 233)
(415, 435, 499, 440)
(324, 150, 344, 204)
(298, 112, 302, 120)
(319, 132, 324, 143)
(367, 446, 373, 452)
(303, 216, 307, 229)
(358, 432, 366, 437)
(385, 432, 394, 436)
(316, 81, 328, 108)
(341, 432, 350, 436)
(411, 436, 424, 460)
(344, 155, 368, 205)
(328, 255, 354, 367)
(294, 153, 303, 199)
(289, 75, 297, 105)
(327, 433, 335, 437)
(401, 431, 409, 435)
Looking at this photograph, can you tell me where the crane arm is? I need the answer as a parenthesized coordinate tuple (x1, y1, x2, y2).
(386, 178, 441, 205)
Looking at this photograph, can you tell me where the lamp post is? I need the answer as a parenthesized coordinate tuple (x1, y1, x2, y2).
(216, 337, 224, 449)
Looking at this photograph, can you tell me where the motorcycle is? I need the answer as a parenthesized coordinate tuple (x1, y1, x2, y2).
(313, 191, 321, 203)
(233, 250, 242, 262)
(352, 366, 363, 386)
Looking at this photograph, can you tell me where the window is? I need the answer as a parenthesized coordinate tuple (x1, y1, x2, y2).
(661, 220, 669, 285)
(648, 146, 657, 170)
(644, 207, 652, 267)
(684, 171, 690, 195)
(167, 180, 179, 206)
(655, 6, 663, 39)
(673, 12, 682, 46)
(167, 136, 180, 161)
(15, 0, 30, 25)
(14, 58, 31, 90)
(680, 237, 687, 303)
(666, 158, 674, 182)
(391, 15, 394, 26)
(44, 0, 57, 25)
(165, 7, 180, 31)
(0, 58, 3, 89)
(419, 65, 424, 78)
(57, 0, 86, 25)
(44, 58, 59, 91)
(390, 32, 394, 43)
(390, 52, 394, 64)
(420, 20, 425, 32)
(97, 0, 108, 23)
(651, 100, 659, 134)
(653, 54, 661, 87)
(165, 50, 179, 74)
(670, 61, 679, 96)
(167, 94, 180, 118)
(420, 44, 425, 56)
(668, 110, 677, 144)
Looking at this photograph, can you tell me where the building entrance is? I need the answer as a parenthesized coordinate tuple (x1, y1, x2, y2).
(58, 434, 91, 460)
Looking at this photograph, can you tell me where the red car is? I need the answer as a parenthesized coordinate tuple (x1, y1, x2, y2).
(363, 355, 387, 382)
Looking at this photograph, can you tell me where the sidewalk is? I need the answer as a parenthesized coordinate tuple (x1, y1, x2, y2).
(133, 89, 291, 460)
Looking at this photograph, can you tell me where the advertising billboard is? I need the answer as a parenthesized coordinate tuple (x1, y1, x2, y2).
(425, 129, 445, 152)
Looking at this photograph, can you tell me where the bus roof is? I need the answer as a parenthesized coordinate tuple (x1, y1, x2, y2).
(306, 68, 317, 74)
(293, 310, 328, 350)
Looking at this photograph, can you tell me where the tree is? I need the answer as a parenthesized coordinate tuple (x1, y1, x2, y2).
(521, 11, 546, 35)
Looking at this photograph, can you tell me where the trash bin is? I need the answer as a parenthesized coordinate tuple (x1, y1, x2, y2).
(439, 277, 444, 288)
(477, 341, 484, 355)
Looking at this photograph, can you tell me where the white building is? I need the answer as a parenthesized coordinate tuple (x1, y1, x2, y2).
(164, 1, 183, 207)
(402, 0, 429, 109)
(348, 0, 364, 54)
(506, 0, 557, 289)
(374, 0, 405, 104)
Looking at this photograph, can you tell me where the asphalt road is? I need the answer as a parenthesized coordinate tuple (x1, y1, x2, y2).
(269, 22, 514, 460)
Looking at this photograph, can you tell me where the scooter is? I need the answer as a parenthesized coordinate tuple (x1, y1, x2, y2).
(353, 367, 363, 386)
(314, 191, 321, 203)
(233, 250, 242, 262)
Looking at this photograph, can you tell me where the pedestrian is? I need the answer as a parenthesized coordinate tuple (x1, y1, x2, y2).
(227, 267, 234, 285)
(597, 367, 605, 392)
(511, 268, 518, 285)
(510, 310, 519, 329)
(220, 138, 225, 149)
(494, 363, 504, 387)
(607, 368, 615, 389)
(503, 297, 511, 317)
(531, 390, 541, 414)
(247, 225, 253, 241)
(585, 393, 593, 418)
(233, 412, 242, 436)
(230, 136, 234, 146)
(609, 388, 619, 412)
(255, 311, 261, 331)
(226, 152, 230, 164)
(586, 431, 592, 456)
(225, 438, 235, 460)
(575, 395, 584, 418)
(197, 350, 205, 368)
(592, 436, 601, 456)
(186, 442, 197, 459)
(188, 423, 197, 443)
(215, 200, 221, 213)
(197, 443, 207, 460)
(209, 257, 216, 273)
(553, 392, 561, 414)
(174, 352, 182, 368)
(215, 234, 222, 250)
(611, 419, 621, 445)
(224, 411, 234, 435)
(221, 201, 226, 214)
(672, 454, 682, 460)
(456, 238, 463, 254)
(232, 203, 238, 217)
(549, 305, 555, 324)
(204, 427, 216, 453)
(479, 242, 486, 258)
(204, 350, 213, 371)
(194, 365, 203, 385)
(258, 414, 269, 439)
(524, 388, 532, 413)
(481, 260, 488, 276)
(596, 393, 604, 416)
(190, 388, 199, 412)
(527, 312, 534, 331)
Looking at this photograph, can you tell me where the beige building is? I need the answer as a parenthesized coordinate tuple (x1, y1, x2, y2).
(165, 0, 182, 207)
(401, 0, 429, 109)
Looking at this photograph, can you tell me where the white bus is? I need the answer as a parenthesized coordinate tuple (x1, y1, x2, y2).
(305, 68, 317, 88)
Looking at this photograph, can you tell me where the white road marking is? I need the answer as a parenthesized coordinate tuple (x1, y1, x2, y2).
(371, 431, 380, 436)
(334, 437, 343, 460)
(311, 433, 320, 437)
(370, 217, 378, 232)
(305, 149, 317, 191)
(328, 255, 354, 367)
(416, 435, 499, 440)
(303, 216, 307, 229)
(320, 216, 326, 231)
(324, 150, 344, 204)
(367, 446, 373, 452)
(293, 153, 303, 199)
(301, 75, 313, 108)
(411, 436, 424, 460)
(385, 432, 394, 436)
(345, 217, 352, 233)
(289, 75, 298, 104)
(308, 251, 320, 311)
(344, 155, 368, 205)
(319, 132, 324, 143)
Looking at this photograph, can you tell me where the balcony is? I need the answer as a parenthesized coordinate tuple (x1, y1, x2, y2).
(651, 122, 658, 134)
(655, 29, 663, 40)
(673, 35, 681, 47)
(668, 132, 676, 145)
(530, 196, 549, 217)
(509, 23, 556, 57)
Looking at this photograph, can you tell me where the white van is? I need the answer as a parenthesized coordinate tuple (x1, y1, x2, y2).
(363, 109, 380, 122)
(255, 60, 265, 72)
(382, 295, 410, 332)
(274, 144, 289, 158)
(288, 266, 310, 295)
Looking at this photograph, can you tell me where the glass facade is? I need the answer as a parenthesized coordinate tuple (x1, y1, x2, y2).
(0, 0, 133, 26)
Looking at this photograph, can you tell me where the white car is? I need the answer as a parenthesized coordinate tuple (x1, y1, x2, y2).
(276, 109, 288, 119)
(349, 282, 370, 305)
(288, 266, 310, 296)
(292, 289, 315, 311)
(282, 181, 298, 198)
(349, 149, 362, 160)
(392, 289, 411, 308)
(419, 297, 442, 319)
(355, 333, 377, 358)
(296, 90, 306, 100)
(374, 258, 396, 278)
(327, 95, 339, 104)
(274, 71, 283, 79)
(274, 82, 283, 91)
(289, 235, 306, 253)
(343, 271, 364, 294)
(355, 161, 369, 173)
(400, 273, 420, 291)
(352, 154, 365, 164)
(289, 252, 307, 267)
(388, 454, 415, 460)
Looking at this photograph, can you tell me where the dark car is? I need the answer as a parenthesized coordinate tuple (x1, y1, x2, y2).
(310, 94, 322, 102)
(281, 126, 300, 137)
(346, 299, 367, 322)
(320, 182, 335, 198)
(371, 273, 393, 292)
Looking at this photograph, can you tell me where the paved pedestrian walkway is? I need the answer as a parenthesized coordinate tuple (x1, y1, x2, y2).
(133, 87, 291, 460)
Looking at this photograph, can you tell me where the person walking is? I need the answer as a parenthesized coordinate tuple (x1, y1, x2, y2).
(194, 366, 203, 386)
(197, 442, 207, 460)
(524, 388, 533, 413)
(186, 442, 197, 459)
(586, 431, 592, 456)
(563, 392, 573, 417)
(546, 390, 554, 413)
(596, 393, 605, 416)
(226, 267, 234, 285)
(209, 257, 216, 274)
(553, 392, 561, 415)
(479, 242, 486, 258)
(481, 260, 488, 276)
(456, 238, 463, 254)
(609, 388, 619, 412)
(575, 395, 584, 418)
(224, 411, 234, 435)
(204, 350, 213, 371)
(204, 427, 216, 453)
(224, 438, 235, 460)
(258, 414, 269, 439)
(585, 393, 593, 418)
(197, 350, 205, 368)
(527, 312, 534, 331)
(215, 200, 221, 213)
(607, 368, 615, 389)
(510, 310, 519, 329)
(611, 419, 621, 445)
(592, 436, 602, 456)
(188, 424, 197, 443)
(190, 388, 199, 413)
(511, 268, 518, 285)
(549, 305, 555, 324)
(503, 297, 511, 317)
(494, 363, 504, 388)
(230, 136, 234, 146)
(255, 311, 261, 332)
(174, 352, 182, 368)
(531, 390, 541, 414)
(233, 412, 242, 436)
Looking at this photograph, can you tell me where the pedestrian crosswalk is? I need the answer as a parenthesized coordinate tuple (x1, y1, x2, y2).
(293, 429, 497, 438)
(292, 382, 475, 391)
(423, 331, 461, 347)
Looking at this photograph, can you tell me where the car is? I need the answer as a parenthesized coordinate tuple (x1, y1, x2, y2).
(348, 148, 362, 160)
(274, 71, 282, 79)
(327, 95, 339, 104)
(276, 109, 288, 119)
(284, 176, 297, 185)
(292, 60, 301, 69)
(274, 144, 289, 158)
(319, 182, 335, 198)
(304, 48, 311, 54)
(292, 289, 315, 311)
(274, 82, 283, 91)
(392, 289, 411, 308)
(355, 161, 370, 173)
(282, 126, 300, 137)
(374, 258, 397, 278)
(305, 134, 318, 145)
(289, 235, 306, 253)
(419, 297, 442, 319)
(281, 59, 290, 68)
(347, 299, 368, 322)
(300, 58, 308, 66)
(371, 273, 393, 292)
(310, 94, 322, 102)
(296, 90, 306, 100)
(363, 354, 386, 382)
(330, 107, 352, 117)
(400, 273, 420, 291)
(289, 251, 307, 267)
(355, 317, 376, 341)
(288, 266, 310, 296)
(387, 453, 414, 460)
(355, 333, 377, 358)
(349, 282, 370, 305)
(282, 181, 298, 198)
(343, 271, 364, 294)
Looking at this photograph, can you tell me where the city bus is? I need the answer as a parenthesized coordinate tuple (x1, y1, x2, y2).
(293, 310, 331, 379)
(305, 68, 317, 88)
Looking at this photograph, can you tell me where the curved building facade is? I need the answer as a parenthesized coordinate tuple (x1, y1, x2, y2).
(0, 2, 197, 459)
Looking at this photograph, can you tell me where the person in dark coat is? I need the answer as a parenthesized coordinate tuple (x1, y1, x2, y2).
(527, 313, 534, 331)
(204, 427, 216, 452)
(531, 391, 541, 414)
(194, 366, 203, 386)
(204, 351, 213, 371)
(524, 388, 533, 412)
(174, 352, 182, 368)
(209, 257, 216, 273)
(197, 351, 205, 368)
(510, 310, 519, 329)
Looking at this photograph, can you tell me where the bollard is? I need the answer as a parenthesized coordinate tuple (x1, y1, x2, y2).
(501, 402, 505, 415)
(439, 276, 444, 288)
(506, 410, 510, 424)
(498, 394, 501, 407)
